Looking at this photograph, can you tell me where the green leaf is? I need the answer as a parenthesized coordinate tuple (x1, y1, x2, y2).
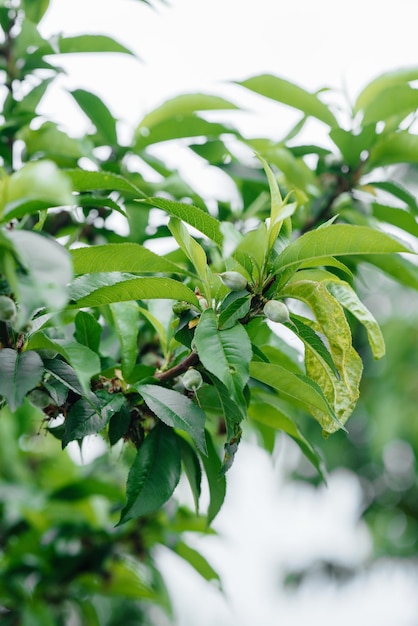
(325, 280, 385, 359)
(290, 314, 338, 376)
(118, 423, 181, 524)
(174, 541, 221, 584)
(15, 77, 54, 114)
(108, 401, 131, 445)
(27, 333, 101, 395)
(218, 291, 251, 330)
(198, 430, 226, 525)
(361, 84, 418, 125)
(22, 0, 50, 23)
(194, 309, 252, 408)
(5, 230, 72, 329)
(137, 384, 207, 454)
(368, 180, 418, 214)
(354, 67, 418, 114)
(43, 357, 87, 397)
(178, 436, 202, 512)
(55, 34, 135, 56)
(257, 154, 292, 250)
(329, 125, 377, 169)
(134, 114, 235, 150)
(256, 146, 319, 195)
(18, 122, 92, 164)
(70, 89, 118, 145)
(249, 361, 336, 423)
(248, 391, 326, 481)
(109, 302, 140, 378)
(71, 243, 185, 276)
(372, 203, 418, 238)
(368, 132, 418, 168)
(137, 93, 238, 132)
(0, 349, 43, 412)
(362, 254, 418, 290)
(237, 74, 337, 126)
(69, 276, 199, 308)
(74, 310, 102, 353)
(274, 224, 411, 275)
(63, 390, 125, 447)
(66, 169, 145, 197)
(141, 197, 223, 246)
(168, 217, 208, 284)
(281, 279, 362, 432)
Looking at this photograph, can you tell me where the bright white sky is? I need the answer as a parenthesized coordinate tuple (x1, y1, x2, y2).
(39, 2, 418, 624)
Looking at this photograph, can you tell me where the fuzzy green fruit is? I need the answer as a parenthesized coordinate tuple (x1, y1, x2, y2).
(263, 300, 290, 324)
(0, 295, 17, 322)
(218, 271, 248, 291)
(27, 389, 52, 409)
(182, 368, 203, 392)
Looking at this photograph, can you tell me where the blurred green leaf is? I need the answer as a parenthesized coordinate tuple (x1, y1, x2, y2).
(70, 89, 118, 145)
(0, 349, 43, 411)
(237, 74, 337, 126)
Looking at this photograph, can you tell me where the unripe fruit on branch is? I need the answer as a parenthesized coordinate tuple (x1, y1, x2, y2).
(182, 368, 203, 392)
(27, 389, 52, 409)
(218, 271, 248, 291)
(0, 295, 17, 322)
(263, 300, 290, 324)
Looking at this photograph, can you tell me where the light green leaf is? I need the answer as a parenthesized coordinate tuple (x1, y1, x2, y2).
(70, 89, 118, 145)
(355, 67, 418, 114)
(368, 180, 418, 214)
(71, 243, 185, 275)
(140, 197, 223, 245)
(274, 224, 411, 275)
(362, 254, 418, 290)
(325, 280, 385, 359)
(109, 302, 140, 378)
(257, 146, 319, 194)
(281, 279, 362, 431)
(248, 391, 326, 481)
(372, 203, 418, 238)
(368, 132, 418, 168)
(234, 222, 269, 284)
(194, 309, 252, 408)
(237, 74, 337, 126)
(5, 230, 72, 329)
(118, 423, 181, 524)
(0, 349, 43, 412)
(168, 217, 208, 284)
(55, 34, 135, 56)
(22, 0, 50, 23)
(137, 384, 207, 454)
(361, 84, 418, 125)
(134, 114, 236, 150)
(218, 291, 251, 330)
(137, 93, 238, 132)
(174, 541, 221, 584)
(69, 276, 199, 308)
(66, 169, 145, 197)
(329, 125, 377, 169)
(290, 314, 338, 375)
(249, 361, 336, 422)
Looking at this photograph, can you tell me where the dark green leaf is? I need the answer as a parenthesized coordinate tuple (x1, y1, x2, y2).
(194, 309, 252, 408)
(198, 430, 226, 525)
(63, 390, 125, 447)
(74, 310, 102, 353)
(118, 423, 181, 524)
(174, 541, 221, 584)
(137, 384, 207, 454)
(108, 401, 131, 445)
(178, 436, 202, 512)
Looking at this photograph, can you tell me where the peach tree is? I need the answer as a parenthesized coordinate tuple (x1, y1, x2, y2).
(1, 0, 418, 621)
